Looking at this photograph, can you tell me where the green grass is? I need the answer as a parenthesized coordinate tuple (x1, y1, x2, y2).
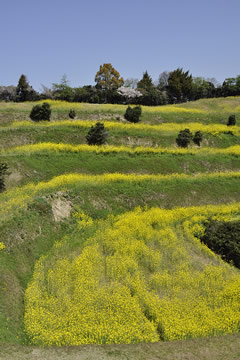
(2, 123, 240, 150)
(2, 151, 240, 189)
(0, 97, 240, 354)
(1, 173, 240, 344)
(0, 96, 240, 125)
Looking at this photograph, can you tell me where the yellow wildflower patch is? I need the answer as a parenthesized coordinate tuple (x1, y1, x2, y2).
(24, 205, 240, 345)
(33, 99, 206, 114)
(10, 120, 239, 136)
(0, 242, 6, 250)
(4, 142, 240, 157)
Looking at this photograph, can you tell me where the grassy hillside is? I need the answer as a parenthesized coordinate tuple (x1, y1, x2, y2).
(0, 97, 240, 356)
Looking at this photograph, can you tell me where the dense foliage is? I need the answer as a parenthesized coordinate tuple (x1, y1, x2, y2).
(124, 105, 142, 123)
(30, 102, 51, 122)
(200, 220, 240, 268)
(86, 122, 108, 145)
(16, 74, 39, 102)
(176, 129, 192, 148)
(68, 109, 76, 119)
(1, 66, 240, 105)
(227, 114, 236, 126)
(193, 131, 203, 146)
(0, 162, 8, 192)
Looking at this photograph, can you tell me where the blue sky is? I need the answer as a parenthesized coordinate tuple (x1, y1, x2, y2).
(1, 0, 239, 91)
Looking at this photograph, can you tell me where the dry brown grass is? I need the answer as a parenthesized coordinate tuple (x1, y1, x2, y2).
(0, 334, 239, 360)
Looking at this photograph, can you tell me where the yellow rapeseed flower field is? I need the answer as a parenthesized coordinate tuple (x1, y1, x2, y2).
(10, 119, 239, 135)
(4, 142, 240, 157)
(24, 205, 240, 345)
(34, 99, 206, 114)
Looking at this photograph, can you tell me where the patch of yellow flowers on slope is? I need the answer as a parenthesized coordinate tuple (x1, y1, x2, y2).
(9, 119, 239, 136)
(34, 99, 206, 114)
(4, 142, 240, 157)
(24, 204, 240, 345)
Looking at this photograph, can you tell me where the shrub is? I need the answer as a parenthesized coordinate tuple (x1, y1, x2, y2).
(69, 109, 76, 119)
(193, 131, 203, 146)
(30, 102, 51, 122)
(86, 122, 108, 145)
(227, 114, 236, 126)
(200, 219, 240, 268)
(0, 162, 8, 192)
(124, 105, 142, 123)
(176, 128, 192, 148)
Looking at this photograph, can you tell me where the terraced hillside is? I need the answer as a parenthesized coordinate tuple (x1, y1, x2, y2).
(0, 98, 240, 358)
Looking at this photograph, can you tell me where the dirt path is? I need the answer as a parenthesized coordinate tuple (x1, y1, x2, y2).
(0, 334, 240, 360)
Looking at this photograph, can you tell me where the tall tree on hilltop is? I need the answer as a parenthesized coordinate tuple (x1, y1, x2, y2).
(16, 74, 38, 102)
(95, 63, 124, 91)
(137, 71, 153, 90)
(52, 74, 74, 102)
(167, 68, 193, 103)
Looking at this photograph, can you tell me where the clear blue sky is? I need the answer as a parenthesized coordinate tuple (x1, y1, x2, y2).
(1, 0, 239, 91)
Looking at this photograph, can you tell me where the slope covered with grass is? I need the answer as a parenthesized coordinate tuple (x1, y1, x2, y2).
(0, 97, 240, 351)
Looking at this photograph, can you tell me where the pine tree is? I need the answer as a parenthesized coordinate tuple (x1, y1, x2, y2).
(16, 74, 38, 102)
(137, 71, 153, 90)
(176, 129, 192, 148)
(86, 122, 108, 145)
(167, 68, 193, 103)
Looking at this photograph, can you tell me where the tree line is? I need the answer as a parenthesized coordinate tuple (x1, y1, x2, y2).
(1, 64, 240, 105)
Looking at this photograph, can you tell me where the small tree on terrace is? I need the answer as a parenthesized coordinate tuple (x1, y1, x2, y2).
(30, 102, 51, 122)
(86, 122, 108, 145)
(95, 63, 124, 91)
(193, 131, 203, 146)
(227, 114, 236, 126)
(0, 163, 8, 192)
(124, 105, 142, 123)
(176, 129, 192, 148)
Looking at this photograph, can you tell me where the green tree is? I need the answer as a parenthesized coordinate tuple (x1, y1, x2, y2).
(124, 105, 142, 123)
(137, 71, 167, 105)
(16, 74, 38, 102)
(30, 102, 51, 122)
(52, 74, 74, 102)
(176, 129, 192, 148)
(167, 68, 193, 103)
(137, 71, 153, 90)
(200, 220, 240, 268)
(95, 64, 124, 91)
(193, 131, 203, 146)
(86, 122, 108, 145)
(227, 114, 236, 126)
(0, 163, 8, 192)
(69, 109, 76, 119)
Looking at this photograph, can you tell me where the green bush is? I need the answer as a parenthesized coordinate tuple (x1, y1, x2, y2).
(200, 219, 240, 268)
(176, 128, 192, 148)
(227, 114, 236, 126)
(86, 122, 108, 145)
(30, 102, 51, 122)
(0, 162, 8, 192)
(193, 131, 203, 146)
(69, 109, 76, 119)
(124, 105, 142, 123)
